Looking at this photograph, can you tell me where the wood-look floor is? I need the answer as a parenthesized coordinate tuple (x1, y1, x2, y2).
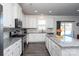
(23, 42, 50, 56)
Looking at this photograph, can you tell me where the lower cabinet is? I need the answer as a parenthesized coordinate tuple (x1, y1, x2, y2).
(4, 39, 22, 56)
(4, 46, 13, 56)
(50, 40, 61, 56)
(46, 37, 79, 56)
(45, 37, 61, 56)
(45, 37, 49, 50)
(28, 33, 46, 42)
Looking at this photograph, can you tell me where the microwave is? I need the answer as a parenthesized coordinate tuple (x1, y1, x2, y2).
(15, 18, 22, 28)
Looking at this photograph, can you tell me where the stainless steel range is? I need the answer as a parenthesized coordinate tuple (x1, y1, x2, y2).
(9, 28, 27, 55)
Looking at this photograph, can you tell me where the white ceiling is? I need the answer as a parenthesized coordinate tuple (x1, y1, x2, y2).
(19, 3, 79, 16)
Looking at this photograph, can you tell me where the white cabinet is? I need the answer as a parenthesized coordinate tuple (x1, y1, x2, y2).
(26, 34, 29, 44)
(3, 3, 15, 28)
(12, 39, 21, 56)
(45, 37, 49, 50)
(22, 14, 26, 28)
(3, 3, 22, 28)
(45, 37, 52, 55)
(12, 43, 19, 56)
(4, 45, 13, 56)
(4, 39, 22, 56)
(46, 16, 54, 28)
(28, 33, 46, 42)
(19, 39, 22, 55)
(26, 16, 37, 28)
(48, 39, 52, 55)
(45, 37, 61, 56)
(13, 4, 22, 20)
(46, 37, 79, 56)
(25, 16, 29, 28)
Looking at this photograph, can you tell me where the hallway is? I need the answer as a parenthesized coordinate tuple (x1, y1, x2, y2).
(23, 42, 50, 56)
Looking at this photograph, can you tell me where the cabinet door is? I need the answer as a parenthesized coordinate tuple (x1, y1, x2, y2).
(3, 3, 14, 28)
(26, 34, 29, 44)
(50, 40, 56, 56)
(28, 34, 38, 42)
(13, 41, 21, 56)
(25, 16, 29, 28)
(17, 5, 22, 20)
(22, 14, 26, 28)
(13, 4, 17, 19)
(46, 16, 54, 28)
(48, 39, 52, 55)
(18, 39, 22, 55)
(42, 34, 46, 42)
(13, 4, 22, 19)
(54, 44, 61, 56)
(12, 41, 20, 56)
(45, 37, 49, 50)
(28, 34, 46, 42)
(4, 46, 13, 56)
(28, 16, 37, 28)
(50, 40, 61, 56)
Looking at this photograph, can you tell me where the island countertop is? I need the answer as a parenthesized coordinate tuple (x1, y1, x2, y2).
(4, 38, 21, 49)
(47, 35, 79, 48)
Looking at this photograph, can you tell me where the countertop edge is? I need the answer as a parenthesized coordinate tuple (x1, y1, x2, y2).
(4, 38, 21, 50)
(47, 35, 79, 48)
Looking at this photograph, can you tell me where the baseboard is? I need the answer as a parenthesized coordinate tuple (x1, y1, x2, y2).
(45, 46, 50, 56)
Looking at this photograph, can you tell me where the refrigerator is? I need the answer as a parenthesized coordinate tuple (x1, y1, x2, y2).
(0, 4, 3, 56)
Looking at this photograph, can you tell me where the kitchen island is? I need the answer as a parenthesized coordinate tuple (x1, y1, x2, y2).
(46, 34, 79, 56)
(4, 38, 22, 56)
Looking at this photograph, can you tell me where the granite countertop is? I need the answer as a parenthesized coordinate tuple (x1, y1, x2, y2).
(47, 35, 79, 48)
(4, 38, 21, 49)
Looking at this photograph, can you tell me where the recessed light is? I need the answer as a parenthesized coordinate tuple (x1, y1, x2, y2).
(77, 10, 79, 11)
(40, 14, 44, 19)
(34, 10, 38, 13)
(49, 11, 52, 13)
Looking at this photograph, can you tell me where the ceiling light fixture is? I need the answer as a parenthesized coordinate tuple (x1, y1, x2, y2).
(40, 14, 44, 19)
(34, 10, 38, 13)
(49, 11, 52, 13)
(77, 10, 79, 11)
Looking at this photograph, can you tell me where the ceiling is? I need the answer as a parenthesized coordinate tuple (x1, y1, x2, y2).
(19, 3, 79, 16)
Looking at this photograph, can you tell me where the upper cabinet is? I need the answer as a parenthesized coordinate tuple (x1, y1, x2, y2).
(26, 15, 37, 28)
(3, 3, 15, 28)
(3, 3, 23, 28)
(22, 13, 26, 28)
(46, 16, 55, 28)
(13, 4, 22, 20)
(25, 15, 55, 29)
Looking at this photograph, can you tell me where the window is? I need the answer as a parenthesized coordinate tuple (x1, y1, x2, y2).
(61, 22, 73, 37)
(37, 19, 46, 31)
